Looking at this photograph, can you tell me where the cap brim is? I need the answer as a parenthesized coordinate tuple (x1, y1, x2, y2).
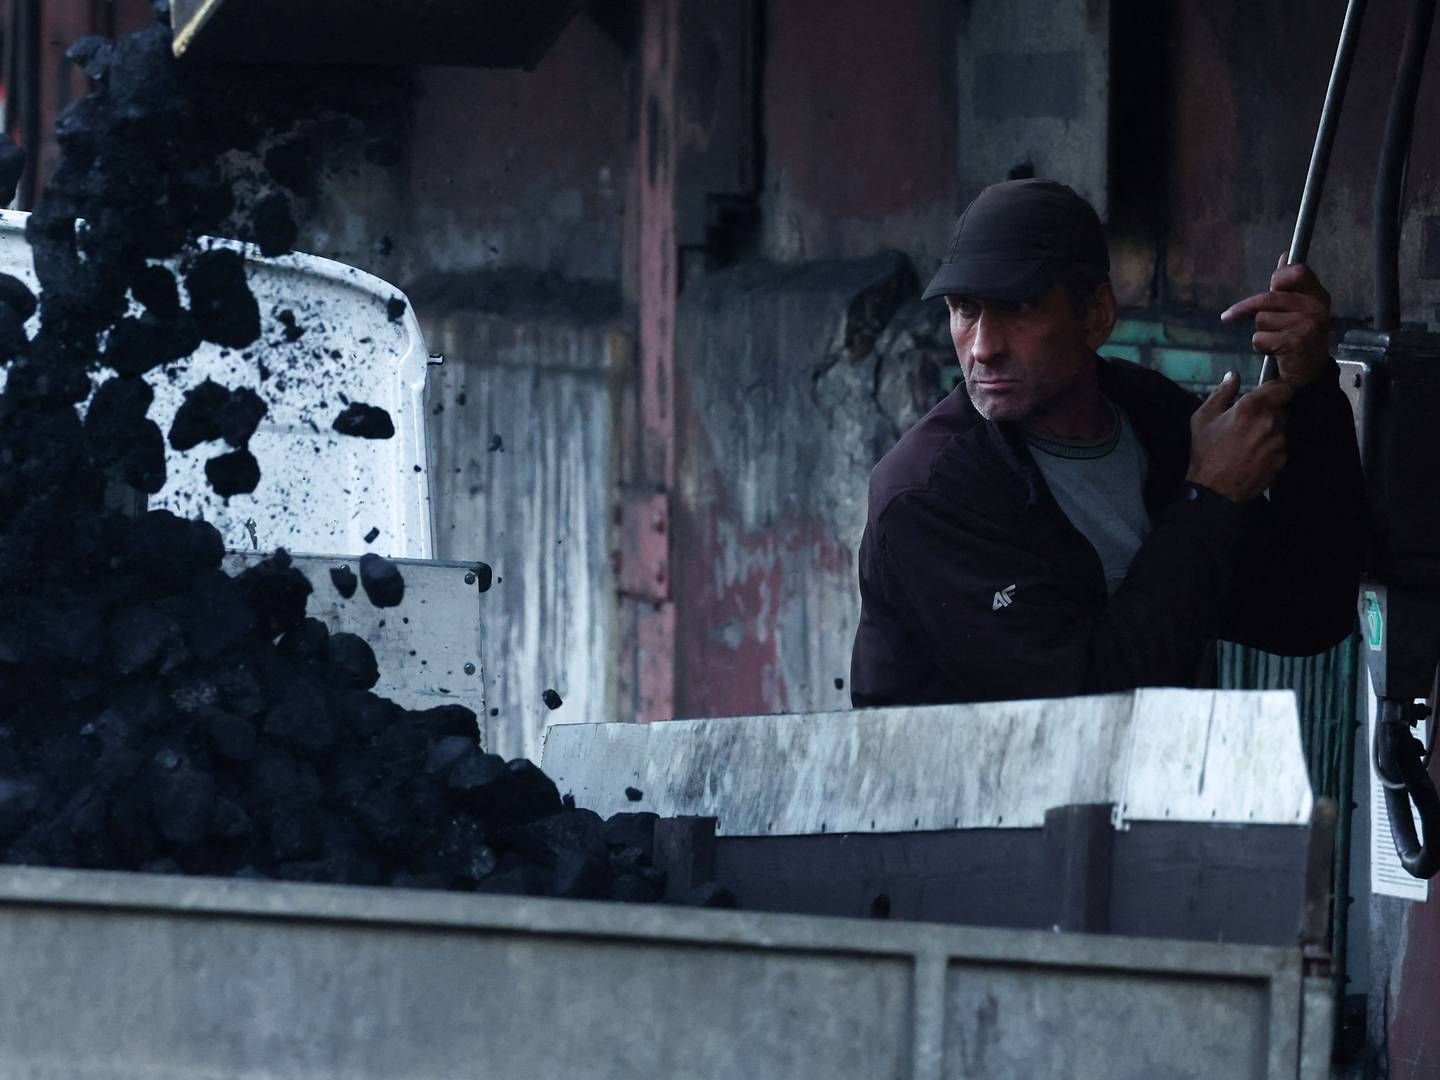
(921, 256, 1062, 302)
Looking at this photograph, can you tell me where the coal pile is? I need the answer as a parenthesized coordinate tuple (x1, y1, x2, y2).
(0, 12, 669, 903)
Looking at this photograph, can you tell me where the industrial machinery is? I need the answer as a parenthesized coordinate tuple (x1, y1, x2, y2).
(1338, 0, 1440, 881)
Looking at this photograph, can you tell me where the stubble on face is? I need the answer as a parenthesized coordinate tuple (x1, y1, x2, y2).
(950, 286, 1099, 433)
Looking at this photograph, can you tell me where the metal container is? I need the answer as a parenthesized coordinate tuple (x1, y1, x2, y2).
(0, 864, 1330, 1079)
(0, 210, 436, 560)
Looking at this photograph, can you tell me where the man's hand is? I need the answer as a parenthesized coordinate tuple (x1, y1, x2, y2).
(1220, 258, 1333, 388)
(1186, 372, 1293, 502)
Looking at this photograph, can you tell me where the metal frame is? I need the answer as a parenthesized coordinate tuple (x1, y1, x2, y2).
(0, 864, 1328, 1079)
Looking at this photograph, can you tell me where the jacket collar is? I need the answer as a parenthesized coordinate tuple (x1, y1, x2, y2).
(953, 353, 1191, 510)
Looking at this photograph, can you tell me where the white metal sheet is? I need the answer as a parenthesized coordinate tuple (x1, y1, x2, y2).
(541, 689, 1313, 835)
(1120, 688, 1314, 828)
(223, 552, 487, 746)
(0, 209, 434, 559)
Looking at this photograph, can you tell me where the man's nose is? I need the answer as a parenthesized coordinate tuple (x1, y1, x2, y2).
(969, 311, 1005, 366)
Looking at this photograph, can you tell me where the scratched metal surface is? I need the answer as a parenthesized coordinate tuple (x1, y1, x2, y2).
(422, 312, 621, 761)
(542, 688, 1313, 835)
(223, 552, 488, 747)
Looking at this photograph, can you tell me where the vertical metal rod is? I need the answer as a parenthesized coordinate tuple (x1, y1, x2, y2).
(16, 0, 41, 211)
(1259, 0, 1368, 384)
(1330, 637, 1361, 1039)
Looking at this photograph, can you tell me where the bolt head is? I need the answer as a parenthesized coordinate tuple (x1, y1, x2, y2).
(464, 662, 476, 675)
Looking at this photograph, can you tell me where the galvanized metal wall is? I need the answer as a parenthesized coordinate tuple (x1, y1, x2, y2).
(423, 311, 625, 761)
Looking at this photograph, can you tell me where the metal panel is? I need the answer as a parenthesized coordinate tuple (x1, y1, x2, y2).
(171, 0, 582, 69)
(954, 0, 1110, 217)
(0, 865, 1316, 1080)
(223, 552, 488, 746)
(945, 965, 1271, 1078)
(541, 689, 1313, 835)
(424, 313, 621, 761)
(1121, 688, 1316, 826)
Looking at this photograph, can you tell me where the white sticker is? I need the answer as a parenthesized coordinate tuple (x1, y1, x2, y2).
(1368, 678, 1430, 902)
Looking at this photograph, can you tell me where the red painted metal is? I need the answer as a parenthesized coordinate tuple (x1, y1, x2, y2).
(1387, 899, 1440, 1077)
(632, 0, 679, 722)
(614, 488, 670, 602)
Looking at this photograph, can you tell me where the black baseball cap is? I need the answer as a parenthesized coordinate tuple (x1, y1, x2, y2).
(922, 179, 1109, 302)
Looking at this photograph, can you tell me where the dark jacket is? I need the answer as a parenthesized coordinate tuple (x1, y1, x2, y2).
(849, 355, 1364, 707)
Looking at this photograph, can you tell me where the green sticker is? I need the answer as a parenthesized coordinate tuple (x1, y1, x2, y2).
(1363, 590, 1384, 653)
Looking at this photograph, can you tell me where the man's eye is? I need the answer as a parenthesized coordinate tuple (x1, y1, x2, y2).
(954, 302, 980, 320)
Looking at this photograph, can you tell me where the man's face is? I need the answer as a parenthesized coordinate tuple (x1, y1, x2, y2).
(947, 282, 1112, 425)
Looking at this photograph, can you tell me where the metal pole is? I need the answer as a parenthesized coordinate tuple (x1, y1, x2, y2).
(1259, 0, 1368, 384)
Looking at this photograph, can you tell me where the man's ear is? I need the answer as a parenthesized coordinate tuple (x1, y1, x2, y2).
(1085, 281, 1117, 350)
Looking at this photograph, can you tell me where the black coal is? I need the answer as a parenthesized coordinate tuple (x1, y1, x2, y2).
(329, 565, 358, 599)
(332, 402, 396, 439)
(358, 553, 404, 608)
(0, 12, 670, 905)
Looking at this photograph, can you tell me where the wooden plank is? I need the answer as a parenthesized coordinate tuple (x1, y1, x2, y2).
(1108, 823, 1311, 946)
(706, 823, 1311, 946)
(711, 830, 1057, 930)
(654, 816, 718, 901)
(1044, 804, 1115, 933)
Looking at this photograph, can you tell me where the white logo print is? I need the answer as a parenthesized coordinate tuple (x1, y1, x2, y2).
(992, 584, 1017, 611)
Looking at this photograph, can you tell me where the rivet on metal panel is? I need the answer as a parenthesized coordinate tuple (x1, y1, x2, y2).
(464, 572, 476, 585)
(464, 663, 476, 676)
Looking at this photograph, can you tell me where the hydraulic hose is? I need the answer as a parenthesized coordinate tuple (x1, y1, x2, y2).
(1374, 0, 1438, 332)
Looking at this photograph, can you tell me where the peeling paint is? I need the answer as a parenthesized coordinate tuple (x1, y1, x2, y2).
(674, 253, 931, 718)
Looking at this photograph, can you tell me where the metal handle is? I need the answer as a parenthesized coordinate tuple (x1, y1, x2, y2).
(1258, 0, 1368, 384)
(1375, 701, 1440, 879)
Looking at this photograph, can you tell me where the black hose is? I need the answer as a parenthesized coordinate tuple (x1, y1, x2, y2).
(1383, 745, 1440, 878)
(1375, 0, 1438, 332)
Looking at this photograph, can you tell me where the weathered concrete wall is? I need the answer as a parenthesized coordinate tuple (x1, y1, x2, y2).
(673, 252, 933, 719)
(298, 14, 632, 293)
(757, 0, 960, 274)
(423, 301, 625, 761)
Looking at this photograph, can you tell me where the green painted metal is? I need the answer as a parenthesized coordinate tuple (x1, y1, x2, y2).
(1101, 314, 1259, 392)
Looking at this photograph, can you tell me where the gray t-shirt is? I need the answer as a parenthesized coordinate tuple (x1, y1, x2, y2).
(1025, 402, 1151, 595)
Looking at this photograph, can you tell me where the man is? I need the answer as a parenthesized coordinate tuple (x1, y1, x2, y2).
(849, 178, 1364, 707)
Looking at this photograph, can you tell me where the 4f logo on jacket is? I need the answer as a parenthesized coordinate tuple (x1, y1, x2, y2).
(992, 584, 1017, 610)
